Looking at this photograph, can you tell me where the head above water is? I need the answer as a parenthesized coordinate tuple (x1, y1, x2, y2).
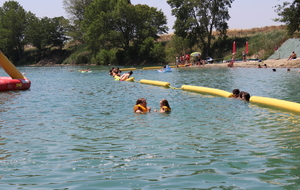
(136, 98, 147, 105)
(160, 99, 171, 109)
(232, 89, 240, 98)
(239, 91, 250, 101)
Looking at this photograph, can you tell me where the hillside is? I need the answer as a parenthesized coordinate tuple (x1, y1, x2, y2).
(32, 25, 293, 66)
(158, 25, 287, 42)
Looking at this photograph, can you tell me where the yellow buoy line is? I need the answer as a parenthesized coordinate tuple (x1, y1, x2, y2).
(117, 67, 300, 114)
(181, 85, 233, 98)
(120, 66, 177, 71)
(119, 68, 137, 71)
(139, 79, 170, 88)
(132, 78, 300, 114)
(249, 96, 300, 114)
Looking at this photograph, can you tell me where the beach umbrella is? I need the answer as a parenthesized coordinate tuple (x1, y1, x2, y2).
(190, 52, 201, 56)
(232, 41, 236, 54)
(245, 41, 249, 54)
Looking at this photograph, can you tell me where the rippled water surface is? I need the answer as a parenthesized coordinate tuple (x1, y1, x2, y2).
(1, 66, 300, 189)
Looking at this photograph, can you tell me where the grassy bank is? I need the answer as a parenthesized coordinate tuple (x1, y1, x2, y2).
(26, 25, 292, 66)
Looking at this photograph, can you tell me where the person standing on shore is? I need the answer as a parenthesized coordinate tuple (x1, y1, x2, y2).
(227, 53, 235, 67)
(242, 51, 246, 62)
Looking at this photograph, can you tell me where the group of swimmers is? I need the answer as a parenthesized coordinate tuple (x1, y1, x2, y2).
(109, 67, 133, 81)
(133, 98, 171, 113)
(232, 89, 250, 101)
(133, 89, 250, 114)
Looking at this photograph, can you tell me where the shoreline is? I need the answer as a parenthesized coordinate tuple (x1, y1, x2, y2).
(28, 58, 300, 68)
(200, 58, 300, 68)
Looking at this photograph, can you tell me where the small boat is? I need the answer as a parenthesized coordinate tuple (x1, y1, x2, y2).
(158, 65, 172, 73)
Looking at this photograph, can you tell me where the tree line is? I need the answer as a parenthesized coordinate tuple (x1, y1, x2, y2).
(0, 0, 299, 65)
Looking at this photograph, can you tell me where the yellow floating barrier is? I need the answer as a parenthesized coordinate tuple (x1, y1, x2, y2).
(120, 68, 136, 71)
(0, 51, 25, 79)
(143, 66, 162, 70)
(139, 79, 170, 88)
(125, 77, 135, 82)
(181, 85, 233, 98)
(250, 96, 300, 113)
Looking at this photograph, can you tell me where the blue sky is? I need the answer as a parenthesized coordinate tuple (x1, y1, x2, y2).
(2, 0, 292, 33)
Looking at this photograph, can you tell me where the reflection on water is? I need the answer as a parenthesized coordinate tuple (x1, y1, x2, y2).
(1, 66, 300, 189)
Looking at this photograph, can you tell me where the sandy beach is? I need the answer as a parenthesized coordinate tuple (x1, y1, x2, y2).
(203, 58, 300, 68)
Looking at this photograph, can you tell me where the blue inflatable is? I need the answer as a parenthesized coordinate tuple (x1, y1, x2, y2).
(158, 65, 172, 73)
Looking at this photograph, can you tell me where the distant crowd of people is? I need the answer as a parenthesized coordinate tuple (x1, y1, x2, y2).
(175, 53, 209, 66)
(176, 54, 191, 65)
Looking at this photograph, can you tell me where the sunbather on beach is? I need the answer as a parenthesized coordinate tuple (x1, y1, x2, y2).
(288, 51, 297, 60)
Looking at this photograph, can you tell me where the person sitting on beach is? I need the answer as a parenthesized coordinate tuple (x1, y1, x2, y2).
(257, 64, 262, 68)
(263, 64, 267, 68)
(196, 54, 205, 66)
(155, 99, 171, 113)
(133, 98, 151, 113)
(119, 71, 133, 81)
(239, 91, 250, 101)
(232, 89, 240, 98)
(288, 51, 297, 60)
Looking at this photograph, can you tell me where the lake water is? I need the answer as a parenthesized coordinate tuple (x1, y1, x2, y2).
(1, 66, 300, 189)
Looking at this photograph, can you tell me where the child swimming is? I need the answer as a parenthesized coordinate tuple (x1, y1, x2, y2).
(133, 98, 151, 113)
(158, 99, 171, 113)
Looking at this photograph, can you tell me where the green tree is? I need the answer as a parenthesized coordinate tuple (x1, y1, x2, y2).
(171, 35, 190, 56)
(0, 1, 27, 61)
(83, 0, 168, 64)
(167, 0, 234, 57)
(25, 15, 69, 60)
(274, 0, 300, 36)
(63, 0, 93, 42)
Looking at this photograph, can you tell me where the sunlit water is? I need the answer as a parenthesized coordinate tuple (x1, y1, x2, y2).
(1, 66, 300, 189)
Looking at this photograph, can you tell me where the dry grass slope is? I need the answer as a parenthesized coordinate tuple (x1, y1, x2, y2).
(158, 25, 287, 42)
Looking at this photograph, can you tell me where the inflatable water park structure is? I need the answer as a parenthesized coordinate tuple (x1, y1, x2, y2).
(0, 51, 31, 91)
